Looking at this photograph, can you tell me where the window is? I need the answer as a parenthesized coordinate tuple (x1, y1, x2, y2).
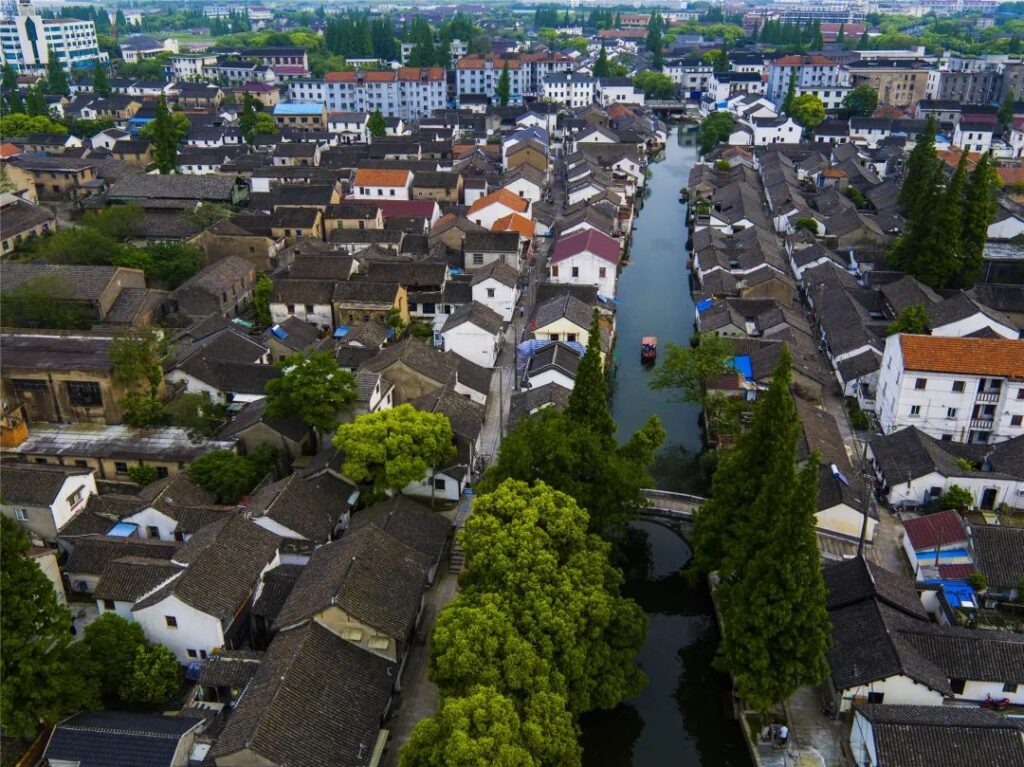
(66, 381, 102, 407)
(14, 509, 27, 521)
(910, 405, 921, 416)
(950, 678, 966, 694)
(551, 266, 559, 277)
(599, 267, 607, 279)
(1003, 683, 1018, 694)
(433, 478, 446, 490)
(103, 599, 115, 610)
(929, 486, 942, 497)
(146, 525, 160, 538)
(1013, 415, 1023, 427)
(367, 635, 390, 650)
(199, 650, 208, 659)
(114, 462, 129, 475)
(866, 692, 885, 704)
(473, 254, 484, 265)
(942, 434, 953, 441)
(165, 616, 178, 628)
(486, 288, 496, 298)
(186, 649, 198, 658)
(915, 378, 927, 390)
(74, 460, 88, 467)
(952, 380, 965, 392)
(572, 267, 579, 278)
(946, 408, 958, 419)
(1018, 388, 1024, 399)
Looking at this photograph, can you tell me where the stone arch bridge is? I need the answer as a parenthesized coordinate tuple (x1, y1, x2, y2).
(636, 489, 706, 537)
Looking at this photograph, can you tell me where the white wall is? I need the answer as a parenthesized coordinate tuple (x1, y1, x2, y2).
(134, 594, 225, 665)
(165, 370, 227, 404)
(470, 203, 518, 230)
(849, 712, 879, 767)
(501, 177, 542, 203)
(269, 302, 334, 330)
(404, 469, 464, 503)
(525, 368, 575, 392)
(838, 674, 946, 712)
(472, 280, 518, 322)
(550, 252, 617, 297)
(442, 324, 499, 368)
(97, 598, 137, 622)
(124, 507, 178, 541)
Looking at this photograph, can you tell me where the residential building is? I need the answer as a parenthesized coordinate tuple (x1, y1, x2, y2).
(456, 55, 525, 106)
(463, 231, 521, 271)
(172, 256, 255, 319)
(470, 261, 519, 321)
(164, 53, 219, 82)
(441, 301, 504, 368)
(322, 68, 446, 120)
(847, 58, 930, 108)
(43, 712, 204, 767)
(0, 463, 95, 545)
(876, 335, 1024, 445)
(766, 54, 850, 108)
(350, 168, 412, 200)
(272, 102, 327, 132)
(549, 229, 620, 297)
(118, 35, 178, 64)
(542, 72, 595, 108)
(0, 1, 108, 74)
(0, 192, 55, 254)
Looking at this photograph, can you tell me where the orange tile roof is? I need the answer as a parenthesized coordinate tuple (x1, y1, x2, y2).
(937, 148, 981, 170)
(774, 54, 836, 67)
(353, 168, 412, 188)
(492, 212, 534, 240)
(456, 54, 521, 70)
(468, 188, 530, 215)
(325, 69, 442, 83)
(997, 166, 1024, 186)
(0, 142, 21, 158)
(898, 335, 1024, 378)
(397, 67, 444, 81)
(607, 103, 635, 120)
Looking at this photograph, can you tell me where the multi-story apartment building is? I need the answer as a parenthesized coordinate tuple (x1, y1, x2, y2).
(238, 47, 309, 79)
(925, 67, 1001, 104)
(877, 335, 1024, 445)
(542, 72, 594, 108)
(207, 58, 276, 87)
(0, 0, 107, 74)
(164, 53, 219, 82)
(456, 54, 526, 105)
(311, 68, 445, 120)
(664, 60, 714, 95)
(520, 51, 573, 96)
(766, 54, 850, 109)
(846, 58, 931, 108)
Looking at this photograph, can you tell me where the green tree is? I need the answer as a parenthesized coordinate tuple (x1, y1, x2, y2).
(593, 42, 611, 78)
(182, 202, 233, 230)
(110, 327, 164, 396)
(45, 48, 69, 95)
(939, 484, 974, 512)
(140, 241, 204, 288)
(81, 203, 145, 241)
(496, 60, 511, 106)
(789, 93, 825, 131)
(368, 109, 386, 138)
(122, 393, 168, 428)
(458, 480, 646, 714)
(166, 391, 227, 437)
(650, 332, 734, 411)
(842, 84, 878, 117)
(2, 63, 22, 113)
(999, 93, 1016, 132)
(966, 571, 987, 592)
(123, 644, 180, 706)
(1, 112, 66, 135)
(400, 688, 540, 767)
(899, 114, 939, 215)
(35, 227, 121, 265)
(1, 517, 99, 737)
(886, 303, 931, 335)
(836, 22, 846, 45)
(24, 85, 50, 117)
(697, 111, 734, 155)
(691, 348, 830, 713)
(253, 274, 273, 327)
(128, 464, 159, 485)
(702, 49, 729, 72)
(188, 448, 272, 503)
(145, 95, 181, 173)
(959, 153, 998, 288)
(92, 60, 110, 96)
(480, 408, 663, 539)
(566, 311, 615, 438)
(265, 352, 356, 435)
(633, 70, 676, 99)
(332, 404, 456, 496)
(782, 71, 798, 114)
(0, 274, 94, 329)
(76, 613, 148, 704)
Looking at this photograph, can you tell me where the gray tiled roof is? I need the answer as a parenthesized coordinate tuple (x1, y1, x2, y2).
(211, 621, 395, 767)
(65, 536, 180, 577)
(348, 495, 449, 562)
(360, 339, 457, 391)
(0, 462, 92, 507)
(1, 263, 123, 302)
(854, 705, 1024, 767)
(274, 525, 430, 636)
(245, 474, 346, 542)
(44, 711, 201, 767)
(94, 557, 183, 603)
(196, 649, 264, 688)
(410, 386, 485, 442)
(441, 300, 504, 335)
(971, 525, 1024, 591)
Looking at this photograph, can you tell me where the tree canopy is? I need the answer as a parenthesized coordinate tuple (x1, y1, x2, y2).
(788, 93, 826, 130)
(697, 112, 734, 155)
(496, 61, 511, 106)
(842, 84, 878, 117)
(265, 352, 356, 435)
(187, 445, 278, 503)
(332, 404, 455, 496)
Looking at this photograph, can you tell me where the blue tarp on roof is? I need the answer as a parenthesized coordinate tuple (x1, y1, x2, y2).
(732, 354, 753, 381)
(696, 299, 713, 312)
(270, 325, 287, 340)
(333, 327, 350, 338)
(924, 579, 978, 609)
(107, 522, 138, 537)
(914, 548, 971, 563)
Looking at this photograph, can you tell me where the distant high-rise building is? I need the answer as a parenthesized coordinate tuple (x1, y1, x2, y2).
(0, 0, 108, 74)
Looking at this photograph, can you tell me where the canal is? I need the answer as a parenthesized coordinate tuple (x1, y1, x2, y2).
(579, 128, 752, 767)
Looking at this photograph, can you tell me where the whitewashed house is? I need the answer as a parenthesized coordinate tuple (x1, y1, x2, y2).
(549, 229, 621, 298)
(0, 464, 96, 545)
(470, 260, 520, 322)
(441, 301, 504, 368)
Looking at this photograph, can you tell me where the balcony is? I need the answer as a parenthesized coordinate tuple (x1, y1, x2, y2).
(971, 419, 994, 431)
(976, 391, 1000, 404)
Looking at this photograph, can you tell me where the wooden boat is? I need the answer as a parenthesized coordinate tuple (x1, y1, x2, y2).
(641, 336, 657, 364)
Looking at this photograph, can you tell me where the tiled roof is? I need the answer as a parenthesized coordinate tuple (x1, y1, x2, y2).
(44, 711, 201, 767)
(971, 525, 1024, 591)
(550, 228, 620, 265)
(468, 188, 529, 215)
(471, 260, 518, 287)
(348, 495, 449, 561)
(897, 335, 1024, 377)
(854, 705, 1024, 767)
(274, 526, 431, 635)
(65, 536, 179, 577)
(94, 557, 183, 603)
(409, 385, 485, 442)
(491, 212, 534, 240)
(196, 649, 264, 688)
(902, 510, 968, 551)
(211, 621, 395, 766)
(0, 462, 92, 507)
(441, 300, 504, 336)
(245, 474, 346, 542)
(352, 168, 411, 188)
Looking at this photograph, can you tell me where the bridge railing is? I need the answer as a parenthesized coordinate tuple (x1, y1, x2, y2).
(641, 489, 708, 504)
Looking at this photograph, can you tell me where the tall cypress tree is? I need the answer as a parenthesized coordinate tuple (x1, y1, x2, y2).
(496, 60, 511, 106)
(898, 114, 938, 214)
(92, 60, 110, 97)
(693, 349, 831, 713)
(782, 71, 797, 113)
(593, 42, 611, 78)
(567, 310, 615, 439)
(149, 95, 179, 174)
(836, 23, 846, 45)
(45, 48, 69, 96)
(959, 154, 998, 288)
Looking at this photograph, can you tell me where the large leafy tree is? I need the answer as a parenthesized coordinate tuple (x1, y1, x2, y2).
(697, 111, 734, 155)
(332, 404, 455, 496)
(788, 93, 825, 131)
(566, 311, 615, 438)
(886, 303, 930, 335)
(1, 517, 99, 737)
(650, 332, 734, 411)
(188, 447, 277, 503)
(457, 480, 646, 715)
(74, 613, 147, 705)
(265, 352, 356, 435)
(480, 408, 663, 538)
(124, 644, 181, 706)
(842, 84, 878, 117)
(253, 274, 273, 327)
(593, 42, 611, 78)
(689, 349, 830, 713)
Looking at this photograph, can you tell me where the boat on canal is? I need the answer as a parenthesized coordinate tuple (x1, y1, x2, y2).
(641, 336, 657, 364)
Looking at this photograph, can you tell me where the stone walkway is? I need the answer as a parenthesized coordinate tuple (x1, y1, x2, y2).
(783, 686, 850, 767)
